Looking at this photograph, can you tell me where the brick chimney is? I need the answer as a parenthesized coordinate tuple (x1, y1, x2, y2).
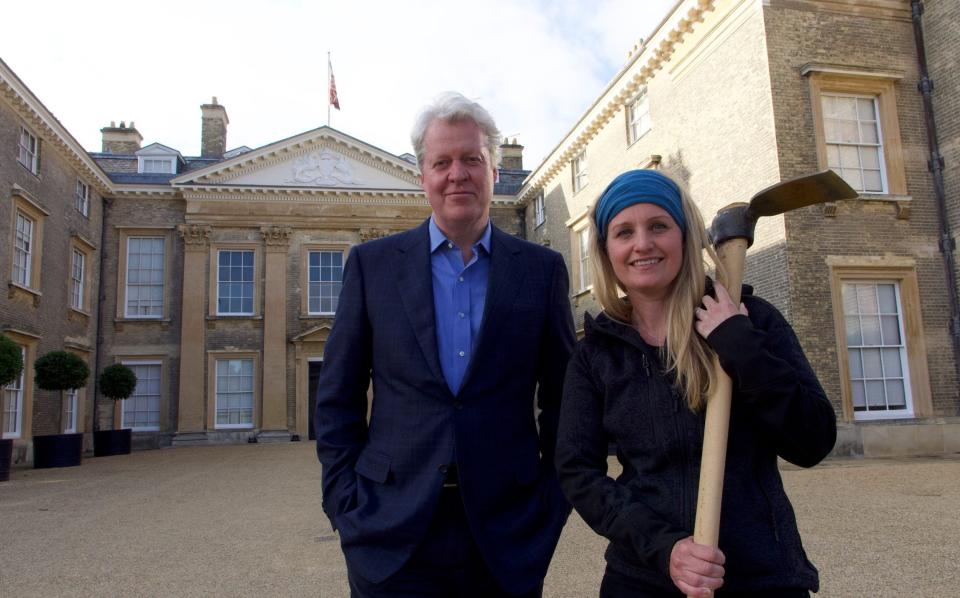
(100, 121, 143, 154)
(499, 138, 523, 170)
(201, 97, 229, 158)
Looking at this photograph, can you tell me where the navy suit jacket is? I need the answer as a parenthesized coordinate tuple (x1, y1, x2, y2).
(315, 219, 575, 593)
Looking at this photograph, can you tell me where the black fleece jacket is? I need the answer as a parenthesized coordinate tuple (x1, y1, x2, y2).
(556, 288, 836, 595)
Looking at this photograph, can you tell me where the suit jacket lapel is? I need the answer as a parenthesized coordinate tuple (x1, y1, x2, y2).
(395, 221, 446, 386)
(460, 226, 525, 392)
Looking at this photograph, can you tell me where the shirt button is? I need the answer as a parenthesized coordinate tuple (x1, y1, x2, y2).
(458, 350, 465, 357)
(458, 312, 465, 319)
(458, 276, 464, 282)
(447, 242, 454, 249)
(438, 464, 448, 475)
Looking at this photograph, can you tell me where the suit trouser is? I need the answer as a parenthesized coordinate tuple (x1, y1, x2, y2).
(347, 486, 543, 598)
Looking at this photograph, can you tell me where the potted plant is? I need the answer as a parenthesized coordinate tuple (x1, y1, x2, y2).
(32, 350, 89, 469)
(0, 333, 24, 481)
(93, 364, 137, 457)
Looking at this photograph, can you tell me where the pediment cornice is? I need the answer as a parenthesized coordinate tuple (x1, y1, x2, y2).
(172, 126, 420, 188)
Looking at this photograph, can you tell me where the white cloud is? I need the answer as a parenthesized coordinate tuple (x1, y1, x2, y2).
(2, 0, 676, 167)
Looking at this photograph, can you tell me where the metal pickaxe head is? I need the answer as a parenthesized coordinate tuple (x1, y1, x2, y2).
(707, 170, 858, 248)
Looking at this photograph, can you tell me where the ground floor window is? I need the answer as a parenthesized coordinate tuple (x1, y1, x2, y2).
(64, 388, 78, 433)
(3, 346, 25, 438)
(122, 362, 161, 431)
(215, 358, 254, 428)
(842, 281, 913, 418)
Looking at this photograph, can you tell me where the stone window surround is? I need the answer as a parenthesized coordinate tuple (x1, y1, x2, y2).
(118, 358, 165, 432)
(826, 256, 932, 423)
(805, 66, 907, 199)
(208, 243, 262, 318)
(299, 243, 351, 317)
(69, 234, 96, 315)
(9, 186, 49, 297)
(115, 227, 175, 321)
(207, 350, 261, 431)
(1, 329, 39, 441)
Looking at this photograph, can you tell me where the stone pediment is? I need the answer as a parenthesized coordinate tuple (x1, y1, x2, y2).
(172, 126, 421, 192)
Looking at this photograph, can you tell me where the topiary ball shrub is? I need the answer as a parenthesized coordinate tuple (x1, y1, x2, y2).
(99, 364, 137, 401)
(34, 351, 90, 391)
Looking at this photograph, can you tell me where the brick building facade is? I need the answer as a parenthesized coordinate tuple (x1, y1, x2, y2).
(2, 0, 957, 463)
(518, 0, 959, 457)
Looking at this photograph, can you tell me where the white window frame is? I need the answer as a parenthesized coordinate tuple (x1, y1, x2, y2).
(572, 150, 588, 194)
(627, 90, 651, 144)
(18, 126, 39, 174)
(13, 211, 34, 287)
(307, 250, 344, 315)
(842, 281, 913, 420)
(121, 360, 162, 432)
(75, 179, 90, 216)
(534, 190, 545, 228)
(822, 92, 887, 194)
(139, 158, 175, 174)
(3, 346, 25, 439)
(215, 358, 255, 429)
(64, 388, 78, 434)
(578, 228, 591, 292)
(70, 249, 85, 310)
(125, 236, 165, 319)
(216, 249, 255, 316)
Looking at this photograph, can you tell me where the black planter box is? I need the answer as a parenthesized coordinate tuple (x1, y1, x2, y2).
(33, 433, 83, 469)
(0, 438, 13, 481)
(93, 429, 132, 457)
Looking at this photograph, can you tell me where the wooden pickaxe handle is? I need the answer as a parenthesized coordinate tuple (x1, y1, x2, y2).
(687, 236, 748, 598)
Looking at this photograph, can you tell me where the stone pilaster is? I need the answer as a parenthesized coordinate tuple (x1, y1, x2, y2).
(174, 225, 210, 441)
(259, 226, 292, 441)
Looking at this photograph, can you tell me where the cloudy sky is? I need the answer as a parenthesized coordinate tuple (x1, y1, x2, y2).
(2, 0, 676, 169)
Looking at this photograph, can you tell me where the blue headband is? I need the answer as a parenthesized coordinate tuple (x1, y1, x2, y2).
(594, 170, 686, 239)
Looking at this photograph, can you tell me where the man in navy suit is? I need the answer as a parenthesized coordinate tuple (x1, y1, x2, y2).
(315, 92, 576, 597)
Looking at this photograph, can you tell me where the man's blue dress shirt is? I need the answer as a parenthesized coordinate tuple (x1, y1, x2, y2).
(429, 217, 491, 395)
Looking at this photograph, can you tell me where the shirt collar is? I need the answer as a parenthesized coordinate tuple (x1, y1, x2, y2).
(429, 217, 492, 255)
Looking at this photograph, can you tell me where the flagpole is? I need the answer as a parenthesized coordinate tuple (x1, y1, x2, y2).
(327, 51, 331, 127)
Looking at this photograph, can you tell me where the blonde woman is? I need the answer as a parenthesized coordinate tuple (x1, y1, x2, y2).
(556, 169, 835, 598)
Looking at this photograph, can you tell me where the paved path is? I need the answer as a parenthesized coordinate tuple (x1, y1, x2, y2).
(1, 443, 957, 597)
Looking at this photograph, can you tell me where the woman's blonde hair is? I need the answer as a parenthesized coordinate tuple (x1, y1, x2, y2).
(588, 171, 723, 411)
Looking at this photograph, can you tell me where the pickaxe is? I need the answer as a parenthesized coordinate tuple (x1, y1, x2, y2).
(690, 170, 857, 594)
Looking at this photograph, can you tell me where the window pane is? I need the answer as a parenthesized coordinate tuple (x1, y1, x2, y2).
(865, 381, 886, 408)
(857, 284, 877, 314)
(881, 348, 903, 377)
(862, 170, 883, 193)
(851, 380, 866, 410)
(848, 349, 864, 378)
(885, 380, 906, 409)
(880, 315, 901, 345)
(861, 316, 882, 345)
(845, 316, 862, 345)
(862, 348, 883, 378)
(877, 284, 896, 312)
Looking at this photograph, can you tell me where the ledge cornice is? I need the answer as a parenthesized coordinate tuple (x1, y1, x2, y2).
(519, 0, 716, 203)
(0, 60, 114, 195)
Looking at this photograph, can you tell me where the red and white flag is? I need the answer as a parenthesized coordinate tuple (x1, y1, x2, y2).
(328, 58, 341, 111)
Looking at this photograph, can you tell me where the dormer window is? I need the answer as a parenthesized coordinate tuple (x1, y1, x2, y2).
(141, 158, 175, 174)
(135, 143, 183, 174)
